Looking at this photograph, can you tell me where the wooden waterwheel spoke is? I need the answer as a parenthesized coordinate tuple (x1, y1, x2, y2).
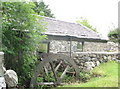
(30, 53, 80, 87)
(55, 61, 63, 72)
(49, 62, 58, 82)
(44, 66, 48, 76)
(58, 65, 70, 82)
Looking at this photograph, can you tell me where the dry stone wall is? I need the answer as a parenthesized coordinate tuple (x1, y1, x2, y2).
(49, 40, 77, 53)
(83, 42, 118, 52)
(73, 52, 119, 71)
(49, 40, 118, 52)
(49, 40, 119, 71)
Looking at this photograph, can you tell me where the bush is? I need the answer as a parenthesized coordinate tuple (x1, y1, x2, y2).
(79, 71, 91, 82)
(108, 28, 120, 43)
(2, 2, 46, 87)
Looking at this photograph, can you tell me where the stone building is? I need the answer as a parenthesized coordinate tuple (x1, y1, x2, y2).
(39, 17, 119, 72)
(39, 17, 109, 55)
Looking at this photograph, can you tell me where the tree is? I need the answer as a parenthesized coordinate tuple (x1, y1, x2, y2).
(33, 1, 55, 18)
(76, 17, 97, 32)
(108, 28, 120, 43)
(2, 2, 46, 86)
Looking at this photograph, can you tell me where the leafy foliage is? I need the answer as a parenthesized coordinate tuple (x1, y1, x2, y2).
(33, 1, 54, 18)
(79, 71, 91, 82)
(108, 28, 120, 43)
(76, 17, 97, 32)
(2, 2, 47, 86)
(63, 61, 118, 87)
(0, 2, 2, 51)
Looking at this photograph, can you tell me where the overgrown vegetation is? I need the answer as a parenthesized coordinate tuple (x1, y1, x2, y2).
(76, 17, 97, 32)
(108, 28, 120, 43)
(2, 2, 50, 87)
(62, 61, 118, 87)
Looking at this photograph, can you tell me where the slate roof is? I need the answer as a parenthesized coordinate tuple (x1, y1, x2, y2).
(42, 17, 107, 42)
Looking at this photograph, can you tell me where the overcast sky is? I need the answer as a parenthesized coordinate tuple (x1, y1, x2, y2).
(43, 0, 119, 39)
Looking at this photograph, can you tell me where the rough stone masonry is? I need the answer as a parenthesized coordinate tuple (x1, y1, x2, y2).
(73, 52, 119, 71)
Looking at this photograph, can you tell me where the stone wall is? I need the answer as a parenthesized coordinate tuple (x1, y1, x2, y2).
(73, 52, 119, 71)
(83, 42, 119, 52)
(49, 40, 118, 52)
(49, 40, 77, 53)
(49, 40, 119, 71)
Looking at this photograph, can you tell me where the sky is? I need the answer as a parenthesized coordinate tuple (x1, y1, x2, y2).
(43, 0, 119, 39)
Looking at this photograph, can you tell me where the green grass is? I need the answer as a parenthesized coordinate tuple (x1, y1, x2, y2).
(62, 61, 119, 87)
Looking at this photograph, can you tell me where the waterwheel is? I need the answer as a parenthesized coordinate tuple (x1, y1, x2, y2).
(30, 53, 80, 87)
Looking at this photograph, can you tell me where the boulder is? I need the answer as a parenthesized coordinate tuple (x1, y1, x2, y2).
(0, 77, 6, 89)
(84, 62, 95, 71)
(4, 70, 18, 87)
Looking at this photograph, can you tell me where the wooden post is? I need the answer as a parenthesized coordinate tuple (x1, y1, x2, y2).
(47, 42, 50, 53)
(82, 41, 84, 52)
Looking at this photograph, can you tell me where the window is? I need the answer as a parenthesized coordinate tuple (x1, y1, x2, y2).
(77, 42, 83, 52)
(37, 43, 49, 53)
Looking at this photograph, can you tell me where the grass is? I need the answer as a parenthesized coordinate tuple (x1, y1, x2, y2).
(62, 61, 119, 87)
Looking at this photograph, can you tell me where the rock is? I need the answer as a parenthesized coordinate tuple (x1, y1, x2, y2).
(0, 77, 6, 89)
(91, 58, 97, 61)
(84, 57, 91, 61)
(116, 60, 120, 63)
(80, 63, 84, 66)
(108, 56, 112, 60)
(112, 58, 116, 61)
(75, 60, 80, 64)
(92, 54, 96, 58)
(103, 56, 107, 60)
(4, 70, 18, 87)
(96, 61, 100, 66)
(84, 62, 95, 71)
